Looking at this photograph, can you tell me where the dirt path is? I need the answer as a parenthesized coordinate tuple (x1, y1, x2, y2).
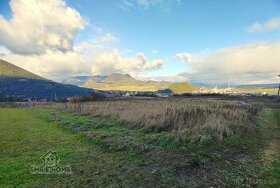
(260, 108, 280, 170)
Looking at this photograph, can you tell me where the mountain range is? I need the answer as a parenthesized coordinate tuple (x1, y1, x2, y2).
(2, 58, 275, 99)
(0, 58, 197, 100)
(62, 73, 197, 93)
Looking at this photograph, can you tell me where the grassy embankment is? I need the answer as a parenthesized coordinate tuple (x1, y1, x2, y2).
(0, 107, 279, 187)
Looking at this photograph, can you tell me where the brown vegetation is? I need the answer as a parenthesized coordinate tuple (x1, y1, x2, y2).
(0, 97, 262, 143)
(49, 98, 261, 143)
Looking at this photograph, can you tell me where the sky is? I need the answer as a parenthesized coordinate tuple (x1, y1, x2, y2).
(0, 0, 280, 85)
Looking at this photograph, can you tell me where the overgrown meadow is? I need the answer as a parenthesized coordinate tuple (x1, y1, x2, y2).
(1, 97, 280, 187)
(2, 98, 261, 143)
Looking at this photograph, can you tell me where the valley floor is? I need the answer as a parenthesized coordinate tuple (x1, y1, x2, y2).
(0, 107, 279, 187)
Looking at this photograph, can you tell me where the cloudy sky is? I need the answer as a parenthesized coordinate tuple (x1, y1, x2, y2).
(0, 0, 279, 84)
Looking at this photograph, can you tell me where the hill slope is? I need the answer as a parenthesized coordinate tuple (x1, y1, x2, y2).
(102, 73, 136, 83)
(0, 59, 95, 99)
(0, 59, 43, 79)
(168, 82, 197, 94)
(82, 73, 171, 91)
(62, 76, 106, 86)
(64, 73, 198, 93)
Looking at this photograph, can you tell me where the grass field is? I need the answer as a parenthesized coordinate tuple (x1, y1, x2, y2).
(51, 98, 260, 143)
(0, 106, 279, 187)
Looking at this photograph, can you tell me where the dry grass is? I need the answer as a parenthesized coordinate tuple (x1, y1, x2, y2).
(0, 98, 261, 142)
(46, 98, 261, 143)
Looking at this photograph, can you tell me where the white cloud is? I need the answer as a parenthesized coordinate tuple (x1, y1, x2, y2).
(120, 0, 134, 9)
(1, 50, 88, 81)
(99, 33, 118, 43)
(0, 32, 119, 80)
(138, 0, 182, 7)
(175, 53, 193, 64)
(143, 75, 186, 82)
(120, 0, 182, 9)
(0, 0, 85, 55)
(122, 48, 134, 55)
(176, 42, 280, 84)
(74, 33, 118, 61)
(0, 0, 164, 81)
(91, 49, 163, 76)
(248, 16, 280, 33)
(0, 30, 161, 80)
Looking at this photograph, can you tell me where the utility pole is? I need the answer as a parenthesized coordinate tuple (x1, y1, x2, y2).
(54, 92, 58, 101)
(227, 78, 231, 89)
(278, 75, 280, 97)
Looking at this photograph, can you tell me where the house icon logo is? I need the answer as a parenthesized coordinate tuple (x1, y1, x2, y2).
(29, 151, 72, 175)
(41, 151, 59, 167)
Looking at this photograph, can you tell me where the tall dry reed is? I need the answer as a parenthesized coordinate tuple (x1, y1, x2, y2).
(49, 98, 260, 142)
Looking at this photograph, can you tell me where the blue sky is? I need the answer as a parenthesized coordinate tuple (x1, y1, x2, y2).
(69, 0, 279, 49)
(72, 0, 280, 79)
(0, 0, 280, 83)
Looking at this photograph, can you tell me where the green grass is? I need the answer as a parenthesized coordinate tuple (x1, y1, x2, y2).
(217, 108, 280, 187)
(84, 80, 197, 93)
(0, 108, 88, 187)
(84, 81, 169, 92)
(0, 107, 279, 187)
(168, 82, 197, 94)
